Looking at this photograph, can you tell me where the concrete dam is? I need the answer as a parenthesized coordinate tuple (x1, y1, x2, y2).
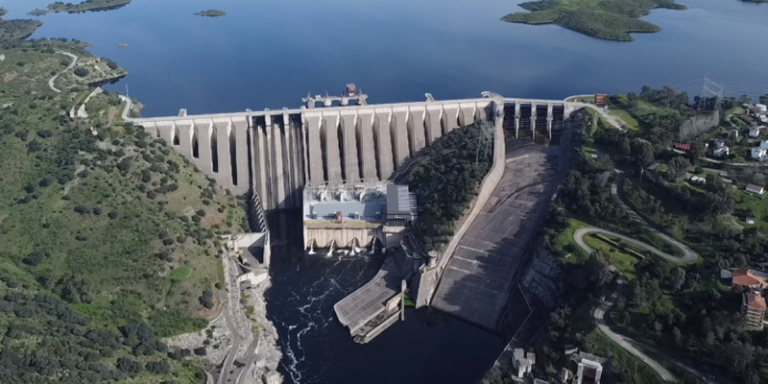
(133, 91, 581, 331)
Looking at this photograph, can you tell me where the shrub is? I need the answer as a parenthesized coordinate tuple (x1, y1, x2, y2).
(107, 211, 119, 220)
(74, 205, 90, 215)
(23, 252, 44, 266)
(73, 68, 89, 77)
(193, 347, 206, 356)
(199, 291, 214, 309)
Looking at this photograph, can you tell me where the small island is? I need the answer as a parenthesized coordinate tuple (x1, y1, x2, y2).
(502, 0, 686, 42)
(116, 43, 128, 49)
(195, 10, 227, 17)
(29, 0, 132, 16)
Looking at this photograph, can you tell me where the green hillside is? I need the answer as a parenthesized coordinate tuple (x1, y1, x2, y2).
(0, 26, 245, 384)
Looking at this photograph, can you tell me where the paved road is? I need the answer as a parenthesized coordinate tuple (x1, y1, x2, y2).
(118, 95, 137, 122)
(564, 94, 626, 131)
(610, 172, 698, 265)
(593, 277, 678, 383)
(49, 51, 78, 93)
(573, 227, 696, 265)
(588, 255, 719, 384)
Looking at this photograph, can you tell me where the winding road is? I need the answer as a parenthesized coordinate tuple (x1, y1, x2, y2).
(594, 277, 677, 383)
(119, 95, 136, 122)
(564, 94, 627, 131)
(573, 227, 696, 265)
(571, 171, 718, 383)
(610, 171, 698, 265)
(49, 51, 78, 93)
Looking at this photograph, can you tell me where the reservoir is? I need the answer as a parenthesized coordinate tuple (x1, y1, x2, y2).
(3, 0, 767, 382)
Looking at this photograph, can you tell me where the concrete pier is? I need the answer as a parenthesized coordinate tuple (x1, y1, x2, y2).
(333, 251, 406, 343)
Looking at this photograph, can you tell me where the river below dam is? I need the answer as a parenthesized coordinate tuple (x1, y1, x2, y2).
(3, 0, 767, 382)
(264, 243, 503, 384)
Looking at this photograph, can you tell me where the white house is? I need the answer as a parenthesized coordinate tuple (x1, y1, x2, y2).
(749, 126, 763, 138)
(689, 176, 706, 185)
(746, 184, 765, 195)
(713, 146, 729, 158)
(752, 147, 767, 160)
(761, 140, 768, 151)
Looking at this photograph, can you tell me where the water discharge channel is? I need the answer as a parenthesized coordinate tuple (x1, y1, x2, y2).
(265, 243, 503, 384)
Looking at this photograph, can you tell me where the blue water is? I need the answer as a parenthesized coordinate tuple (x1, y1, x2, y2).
(3, 0, 768, 117)
(4, 0, 768, 382)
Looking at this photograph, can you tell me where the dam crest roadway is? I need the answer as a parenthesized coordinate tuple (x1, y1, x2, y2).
(132, 91, 587, 333)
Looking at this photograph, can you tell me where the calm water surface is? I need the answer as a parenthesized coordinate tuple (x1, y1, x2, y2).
(3, 0, 767, 382)
(3, 0, 768, 116)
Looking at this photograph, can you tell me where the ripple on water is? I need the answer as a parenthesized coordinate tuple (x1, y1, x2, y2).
(265, 246, 505, 384)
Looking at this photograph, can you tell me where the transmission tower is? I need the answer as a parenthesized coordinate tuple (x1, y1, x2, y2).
(700, 76, 724, 115)
(475, 121, 494, 164)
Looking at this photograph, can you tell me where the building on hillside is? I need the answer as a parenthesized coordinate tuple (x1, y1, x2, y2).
(742, 292, 766, 331)
(594, 94, 607, 107)
(385, 184, 418, 227)
(760, 140, 768, 151)
(511, 349, 536, 379)
(747, 217, 756, 225)
(732, 268, 768, 289)
(746, 184, 765, 195)
(575, 353, 607, 384)
(752, 147, 767, 160)
(689, 176, 706, 186)
(749, 126, 764, 138)
(749, 104, 767, 117)
(713, 146, 729, 158)
(674, 143, 691, 152)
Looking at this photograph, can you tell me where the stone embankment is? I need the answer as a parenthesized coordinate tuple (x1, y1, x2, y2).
(244, 277, 282, 383)
(164, 249, 282, 384)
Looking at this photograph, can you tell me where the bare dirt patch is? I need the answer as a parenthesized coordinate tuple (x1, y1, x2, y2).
(4, 72, 18, 83)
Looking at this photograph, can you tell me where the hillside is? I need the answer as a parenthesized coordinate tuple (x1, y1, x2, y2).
(0, 31, 245, 384)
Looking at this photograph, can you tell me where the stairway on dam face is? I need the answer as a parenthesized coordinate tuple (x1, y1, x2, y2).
(430, 141, 562, 330)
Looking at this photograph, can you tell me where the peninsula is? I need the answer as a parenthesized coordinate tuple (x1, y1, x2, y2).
(195, 10, 226, 17)
(0, 8, 42, 40)
(28, 0, 131, 16)
(502, 0, 686, 42)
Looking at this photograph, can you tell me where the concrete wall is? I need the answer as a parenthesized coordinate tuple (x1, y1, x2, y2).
(140, 116, 251, 196)
(304, 225, 385, 249)
(135, 96, 569, 212)
(300, 100, 493, 187)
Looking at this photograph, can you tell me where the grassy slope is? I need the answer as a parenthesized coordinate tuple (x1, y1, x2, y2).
(502, 0, 686, 41)
(0, 38, 245, 383)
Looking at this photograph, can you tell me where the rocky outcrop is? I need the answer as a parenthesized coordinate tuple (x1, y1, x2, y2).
(521, 247, 561, 309)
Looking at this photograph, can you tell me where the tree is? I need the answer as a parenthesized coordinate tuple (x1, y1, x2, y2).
(73, 67, 89, 77)
(620, 137, 631, 156)
(691, 139, 706, 165)
(631, 138, 655, 167)
(22, 252, 44, 266)
(667, 156, 690, 180)
(667, 268, 686, 292)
